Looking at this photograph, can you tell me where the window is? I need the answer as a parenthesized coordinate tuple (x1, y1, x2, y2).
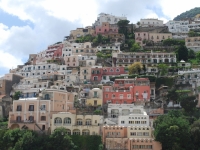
(110, 69, 113, 72)
(77, 119, 82, 125)
(64, 117, 71, 125)
(121, 121, 125, 124)
(29, 105, 34, 111)
(103, 76, 106, 80)
(85, 119, 92, 125)
(17, 105, 22, 111)
(41, 116, 46, 121)
(29, 116, 34, 121)
(112, 94, 115, 98)
(73, 129, 80, 135)
(94, 91, 98, 98)
(105, 94, 108, 98)
(40, 105, 46, 111)
(116, 68, 120, 72)
(82, 129, 90, 135)
(54, 117, 62, 125)
(44, 94, 50, 100)
(16, 116, 21, 122)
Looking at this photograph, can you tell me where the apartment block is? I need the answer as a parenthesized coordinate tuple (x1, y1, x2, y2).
(51, 112, 103, 135)
(103, 78, 150, 104)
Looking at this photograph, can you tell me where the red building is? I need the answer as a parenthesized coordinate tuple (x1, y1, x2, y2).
(46, 43, 63, 59)
(103, 78, 150, 104)
(91, 66, 103, 83)
(91, 67, 127, 83)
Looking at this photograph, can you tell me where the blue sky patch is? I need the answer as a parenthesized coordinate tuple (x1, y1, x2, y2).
(0, 9, 34, 28)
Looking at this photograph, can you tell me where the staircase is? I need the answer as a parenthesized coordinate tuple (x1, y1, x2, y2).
(35, 123, 43, 133)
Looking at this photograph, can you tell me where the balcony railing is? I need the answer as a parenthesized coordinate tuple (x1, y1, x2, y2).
(10, 120, 35, 123)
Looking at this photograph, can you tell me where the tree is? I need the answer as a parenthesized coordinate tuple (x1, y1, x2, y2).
(130, 43, 141, 51)
(167, 88, 179, 107)
(188, 49, 195, 59)
(128, 62, 143, 75)
(157, 64, 168, 76)
(191, 120, 200, 149)
(154, 110, 193, 150)
(180, 95, 197, 114)
(49, 127, 77, 150)
(196, 51, 200, 61)
(13, 91, 21, 100)
(177, 45, 188, 61)
(117, 20, 130, 38)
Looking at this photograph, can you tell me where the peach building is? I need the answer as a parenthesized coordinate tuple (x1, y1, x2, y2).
(95, 22, 118, 35)
(8, 89, 76, 133)
(64, 55, 81, 67)
(102, 126, 162, 150)
(51, 112, 103, 135)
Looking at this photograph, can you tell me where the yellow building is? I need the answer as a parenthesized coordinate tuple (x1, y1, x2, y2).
(85, 88, 103, 106)
(51, 112, 103, 135)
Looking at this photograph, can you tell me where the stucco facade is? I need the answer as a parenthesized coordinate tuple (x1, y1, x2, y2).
(185, 36, 200, 52)
(8, 89, 76, 132)
(51, 112, 103, 135)
(103, 78, 151, 104)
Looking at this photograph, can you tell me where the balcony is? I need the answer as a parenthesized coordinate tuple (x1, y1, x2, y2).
(93, 95, 99, 98)
(82, 72, 88, 74)
(10, 120, 35, 124)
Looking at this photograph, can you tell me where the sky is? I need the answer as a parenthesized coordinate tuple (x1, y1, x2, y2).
(0, 0, 200, 76)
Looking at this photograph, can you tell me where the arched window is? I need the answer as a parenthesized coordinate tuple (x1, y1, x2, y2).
(64, 117, 71, 125)
(85, 119, 92, 125)
(82, 129, 90, 135)
(54, 117, 62, 125)
(66, 129, 71, 135)
(76, 119, 82, 125)
(73, 129, 80, 135)
(116, 68, 120, 72)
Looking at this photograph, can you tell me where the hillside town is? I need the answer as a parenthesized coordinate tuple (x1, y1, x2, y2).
(1, 12, 200, 150)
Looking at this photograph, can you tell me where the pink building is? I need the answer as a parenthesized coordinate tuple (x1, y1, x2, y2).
(95, 22, 118, 35)
(103, 78, 150, 104)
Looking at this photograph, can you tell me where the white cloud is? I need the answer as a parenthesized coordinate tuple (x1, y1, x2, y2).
(0, 0, 200, 75)
(159, 0, 200, 20)
(0, 51, 23, 69)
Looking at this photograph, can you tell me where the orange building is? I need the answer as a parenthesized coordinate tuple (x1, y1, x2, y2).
(103, 78, 151, 104)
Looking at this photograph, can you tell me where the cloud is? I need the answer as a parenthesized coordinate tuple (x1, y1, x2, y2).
(0, 51, 23, 69)
(0, 0, 200, 75)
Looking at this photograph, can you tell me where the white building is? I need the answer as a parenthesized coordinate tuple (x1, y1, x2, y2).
(93, 13, 127, 27)
(140, 19, 163, 27)
(97, 45, 120, 52)
(165, 20, 189, 34)
(188, 22, 200, 31)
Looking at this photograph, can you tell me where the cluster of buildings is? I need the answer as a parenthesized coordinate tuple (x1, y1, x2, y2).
(1, 12, 200, 150)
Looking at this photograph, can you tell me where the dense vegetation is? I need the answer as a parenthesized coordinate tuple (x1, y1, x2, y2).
(0, 127, 102, 150)
(173, 7, 200, 21)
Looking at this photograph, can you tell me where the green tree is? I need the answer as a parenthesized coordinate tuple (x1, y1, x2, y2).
(188, 49, 196, 59)
(157, 64, 168, 76)
(196, 51, 200, 61)
(180, 95, 197, 114)
(167, 88, 179, 107)
(191, 120, 200, 149)
(117, 20, 130, 38)
(177, 45, 188, 61)
(49, 127, 77, 150)
(154, 110, 193, 150)
(130, 43, 141, 51)
(13, 91, 21, 100)
(128, 62, 143, 75)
